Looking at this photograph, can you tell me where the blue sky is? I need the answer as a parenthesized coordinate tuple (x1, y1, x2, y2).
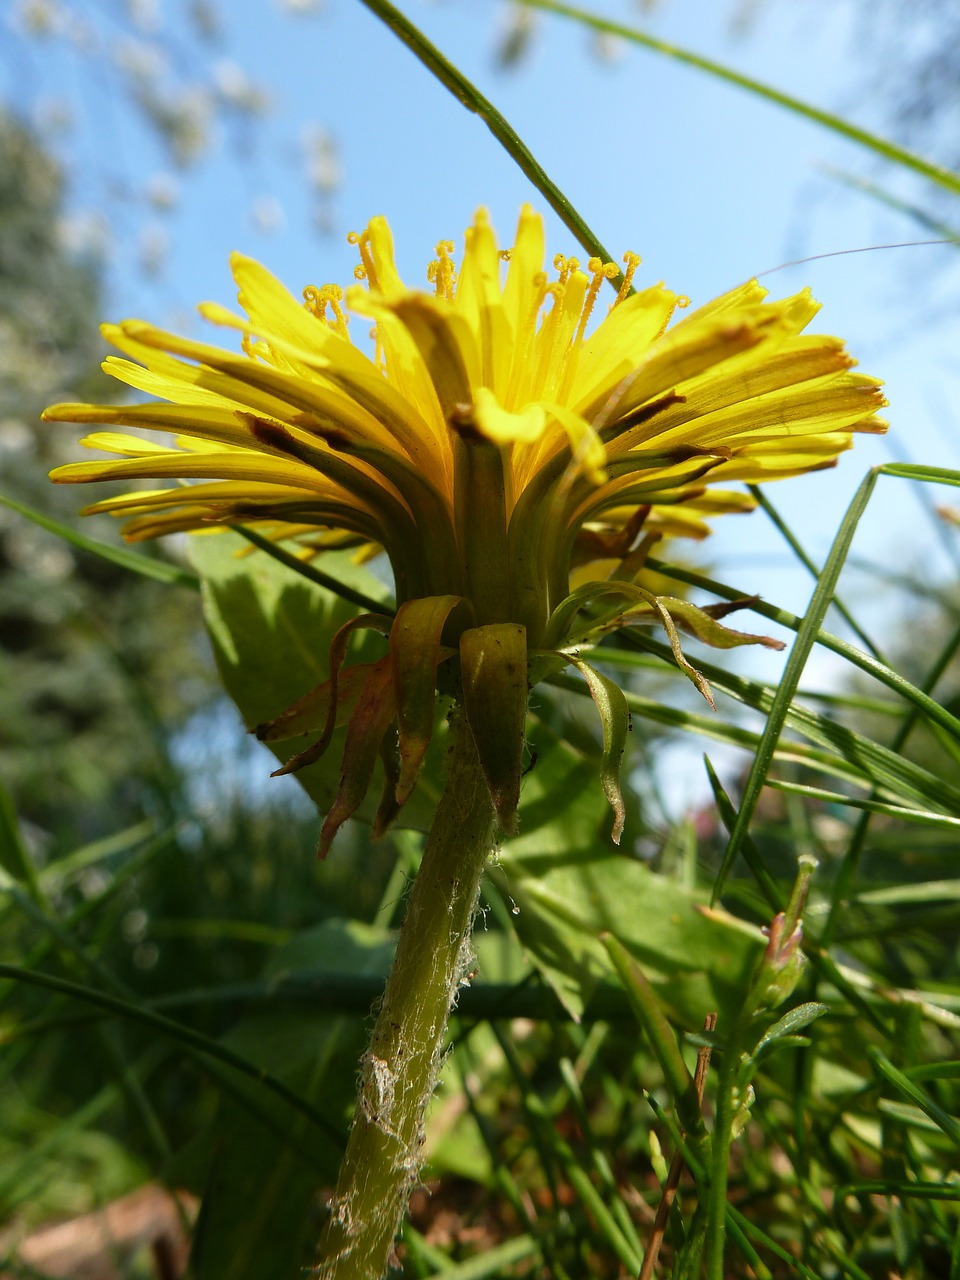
(7, 0, 960, 805)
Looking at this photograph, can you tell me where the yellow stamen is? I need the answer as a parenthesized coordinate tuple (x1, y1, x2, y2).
(614, 251, 641, 307)
(574, 258, 616, 350)
(426, 240, 457, 300)
(302, 283, 350, 338)
(553, 254, 581, 287)
(557, 258, 616, 406)
(348, 229, 379, 290)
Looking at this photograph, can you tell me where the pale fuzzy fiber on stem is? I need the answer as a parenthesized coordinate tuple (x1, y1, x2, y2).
(314, 708, 498, 1280)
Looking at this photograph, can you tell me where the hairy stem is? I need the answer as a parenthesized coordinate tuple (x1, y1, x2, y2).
(314, 707, 498, 1280)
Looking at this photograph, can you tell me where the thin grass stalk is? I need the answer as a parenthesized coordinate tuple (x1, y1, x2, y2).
(822, 611, 960, 946)
(355, 0, 619, 275)
(0, 491, 199, 590)
(0, 962, 343, 1143)
(747, 484, 884, 659)
(712, 467, 884, 901)
(517, 0, 960, 198)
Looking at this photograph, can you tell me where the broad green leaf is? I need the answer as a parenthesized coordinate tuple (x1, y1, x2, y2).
(494, 725, 764, 1023)
(190, 531, 443, 830)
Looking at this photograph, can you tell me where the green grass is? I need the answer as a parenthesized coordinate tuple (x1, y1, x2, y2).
(3, 4, 960, 1277)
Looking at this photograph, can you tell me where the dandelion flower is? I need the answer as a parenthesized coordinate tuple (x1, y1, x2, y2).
(44, 206, 886, 840)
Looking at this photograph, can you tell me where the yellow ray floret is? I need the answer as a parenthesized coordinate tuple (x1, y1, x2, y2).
(44, 205, 886, 646)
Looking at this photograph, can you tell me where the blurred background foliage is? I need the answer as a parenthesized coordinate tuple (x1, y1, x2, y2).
(1, 2, 960, 1279)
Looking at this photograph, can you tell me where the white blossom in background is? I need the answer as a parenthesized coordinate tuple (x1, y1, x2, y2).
(212, 58, 271, 115)
(113, 35, 169, 84)
(188, 0, 221, 41)
(145, 171, 180, 213)
(277, 0, 324, 15)
(56, 210, 112, 262)
(251, 194, 285, 234)
(34, 97, 74, 136)
(12, 0, 68, 38)
(125, 0, 161, 34)
(592, 32, 626, 64)
(302, 123, 340, 194)
(137, 221, 169, 275)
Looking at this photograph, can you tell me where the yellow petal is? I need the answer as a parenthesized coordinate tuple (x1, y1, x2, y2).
(472, 386, 546, 445)
(570, 284, 678, 410)
(457, 208, 511, 394)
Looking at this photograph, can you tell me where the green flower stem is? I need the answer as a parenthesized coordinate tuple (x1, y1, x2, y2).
(315, 707, 498, 1280)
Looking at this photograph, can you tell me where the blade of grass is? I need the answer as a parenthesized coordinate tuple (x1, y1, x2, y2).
(355, 0, 619, 275)
(727, 1202, 847, 1280)
(518, 0, 960, 198)
(764, 780, 960, 830)
(491, 1021, 643, 1272)
(0, 491, 200, 590)
(33, 818, 160, 888)
(711, 466, 949, 899)
(558, 1057, 646, 1262)
(0, 1071, 124, 1213)
(821, 165, 960, 240)
(555, 642, 960, 815)
(882, 463, 960, 485)
(601, 934, 707, 1147)
(640, 557, 960, 750)
(706, 757, 890, 1036)
(822, 602, 960, 947)
(0, 778, 42, 900)
(747, 484, 883, 659)
(0, 963, 344, 1144)
(232, 523, 393, 615)
(838, 1180, 960, 1201)
(406, 1232, 542, 1279)
(869, 1049, 960, 1147)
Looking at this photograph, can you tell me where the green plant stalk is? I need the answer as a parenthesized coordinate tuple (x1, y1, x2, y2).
(519, 0, 960, 199)
(356, 0, 618, 276)
(703, 1035, 742, 1280)
(315, 708, 497, 1280)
